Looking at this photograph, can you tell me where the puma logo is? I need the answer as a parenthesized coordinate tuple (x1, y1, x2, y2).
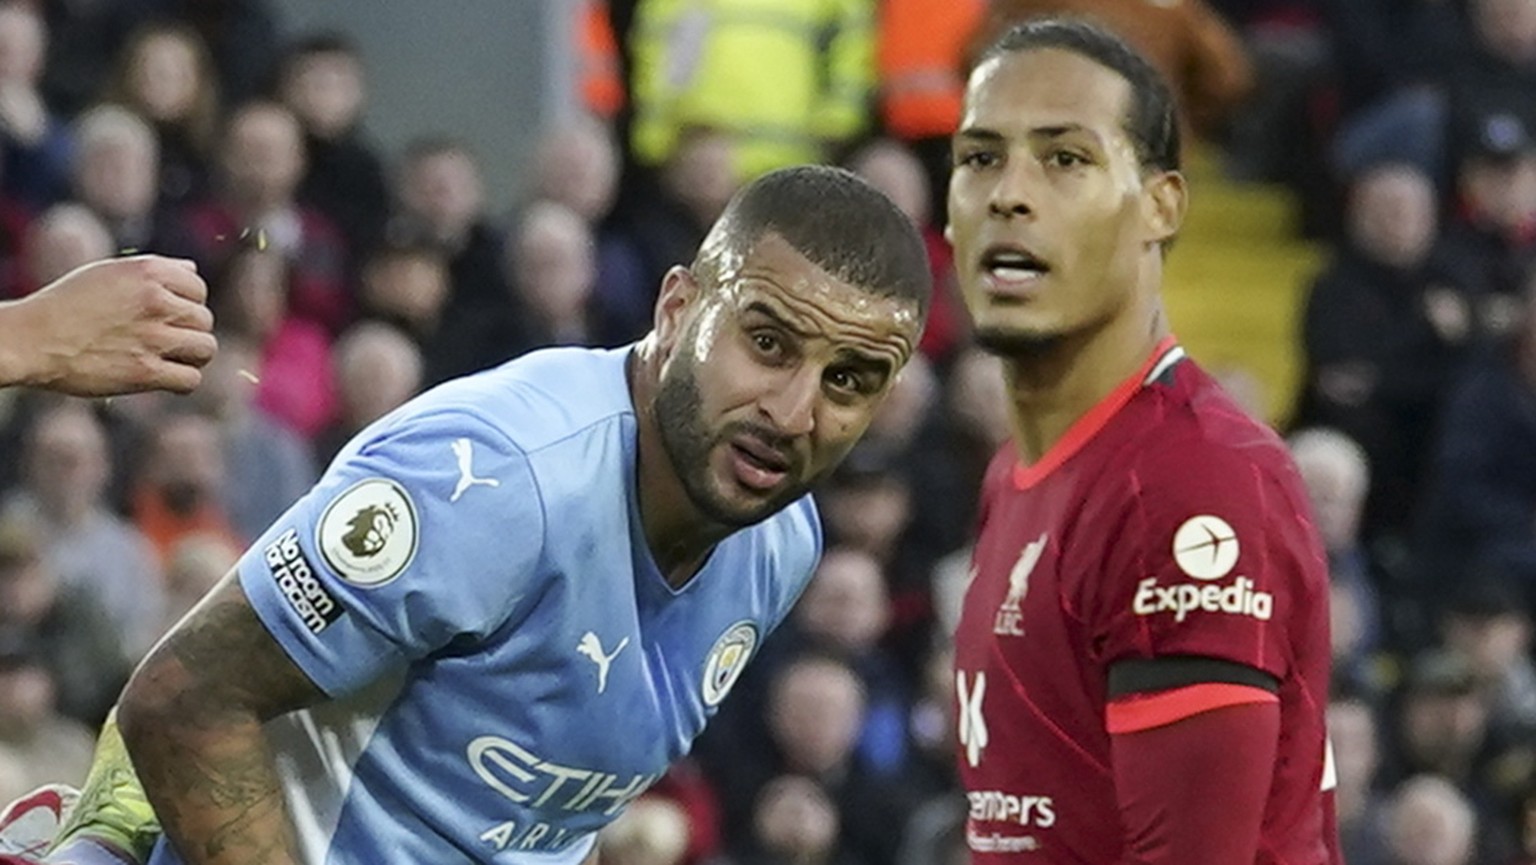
(576, 632, 630, 694)
(450, 438, 500, 503)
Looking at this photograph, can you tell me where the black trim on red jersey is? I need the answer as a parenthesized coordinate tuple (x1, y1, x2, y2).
(1108, 655, 1279, 698)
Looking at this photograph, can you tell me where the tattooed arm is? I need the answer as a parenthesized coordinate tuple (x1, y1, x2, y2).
(116, 572, 325, 865)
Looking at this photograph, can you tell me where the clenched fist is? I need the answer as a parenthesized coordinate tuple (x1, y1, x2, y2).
(0, 255, 218, 395)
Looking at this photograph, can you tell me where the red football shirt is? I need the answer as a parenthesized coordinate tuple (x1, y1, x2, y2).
(952, 340, 1339, 863)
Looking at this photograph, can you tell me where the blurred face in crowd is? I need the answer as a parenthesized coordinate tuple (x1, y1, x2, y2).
(224, 249, 289, 341)
(513, 204, 596, 328)
(1290, 438, 1367, 551)
(1444, 611, 1532, 680)
(768, 658, 865, 775)
(1326, 699, 1379, 815)
(1472, 0, 1536, 64)
(361, 251, 450, 334)
(128, 31, 203, 122)
(76, 126, 159, 222)
(334, 323, 422, 428)
(950, 347, 1011, 446)
(1462, 153, 1536, 233)
(850, 139, 932, 228)
(533, 118, 619, 222)
(0, 4, 44, 83)
(753, 776, 839, 858)
(650, 232, 919, 528)
(1401, 688, 1489, 776)
(1387, 777, 1476, 865)
(222, 104, 306, 211)
(663, 130, 739, 227)
(281, 49, 365, 141)
(147, 413, 226, 515)
(0, 554, 55, 627)
(0, 663, 56, 734)
(1349, 165, 1437, 271)
(796, 547, 891, 654)
(402, 148, 484, 240)
(948, 47, 1183, 356)
(867, 352, 935, 449)
(820, 472, 912, 558)
(25, 404, 111, 522)
(25, 205, 113, 288)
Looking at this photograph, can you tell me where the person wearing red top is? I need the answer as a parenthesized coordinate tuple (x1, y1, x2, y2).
(946, 19, 1340, 864)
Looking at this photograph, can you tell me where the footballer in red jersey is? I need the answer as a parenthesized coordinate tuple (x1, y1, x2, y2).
(946, 19, 1341, 865)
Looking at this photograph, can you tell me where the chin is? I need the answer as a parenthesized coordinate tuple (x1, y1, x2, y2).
(973, 324, 1066, 359)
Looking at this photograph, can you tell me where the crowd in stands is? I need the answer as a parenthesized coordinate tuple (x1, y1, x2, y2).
(0, 1, 1534, 863)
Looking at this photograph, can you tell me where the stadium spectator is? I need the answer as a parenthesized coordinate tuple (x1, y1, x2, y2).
(179, 101, 351, 334)
(628, 0, 876, 179)
(208, 245, 335, 440)
(69, 105, 179, 257)
(185, 333, 316, 544)
(0, 2, 70, 210)
(508, 201, 600, 349)
(129, 408, 243, 563)
(1329, 693, 1391, 865)
(1383, 774, 1478, 865)
(1, 400, 164, 657)
(0, 641, 93, 792)
(0, 511, 134, 727)
(314, 320, 423, 465)
(1295, 162, 1468, 540)
(276, 33, 389, 260)
(18, 204, 112, 299)
(102, 22, 219, 206)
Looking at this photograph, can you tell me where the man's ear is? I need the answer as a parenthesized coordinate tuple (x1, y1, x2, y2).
(653, 265, 700, 351)
(1142, 170, 1188, 247)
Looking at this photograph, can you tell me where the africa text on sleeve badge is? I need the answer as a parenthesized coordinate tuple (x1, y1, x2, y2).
(701, 621, 758, 707)
(316, 478, 420, 587)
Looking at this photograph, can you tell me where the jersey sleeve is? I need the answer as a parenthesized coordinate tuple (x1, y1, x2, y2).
(235, 407, 547, 698)
(1081, 440, 1324, 680)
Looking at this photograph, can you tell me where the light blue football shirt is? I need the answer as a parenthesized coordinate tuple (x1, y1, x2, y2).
(147, 346, 822, 865)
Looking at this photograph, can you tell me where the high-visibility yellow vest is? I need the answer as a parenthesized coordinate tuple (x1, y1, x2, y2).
(630, 0, 875, 179)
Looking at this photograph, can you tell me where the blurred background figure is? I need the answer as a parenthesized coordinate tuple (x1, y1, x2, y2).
(1, 399, 164, 657)
(598, 797, 691, 865)
(628, 0, 875, 180)
(277, 32, 388, 258)
(315, 320, 422, 464)
(1383, 774, 1478, 865)
(0, 1, 71, 209)
(0, 638, 93, 792)
(18, 204, 112, 298)
(129, 408, 243, 564)
(70, 104, 174, 256)
(0, 511, 133, 728)
(102, 21, 220, 206)
(507, 201, 599, 350)
(180, 100, 350, 333)
(739, 775, 857, 865)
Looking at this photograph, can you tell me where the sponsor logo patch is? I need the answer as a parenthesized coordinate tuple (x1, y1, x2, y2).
(316, 478, 419, 587)
(264, 528, 341, 633)
(702, 621, 757, 707)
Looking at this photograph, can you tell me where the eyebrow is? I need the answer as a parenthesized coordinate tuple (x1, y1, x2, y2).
(955, 123, 1105, 148)
(742, 301, 900, 380)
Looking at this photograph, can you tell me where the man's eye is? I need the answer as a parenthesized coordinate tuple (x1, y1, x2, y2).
(958, 150, 999, 169)
(827, 369, 863, 394)
(752, 332, 782, 355)
(1048, 150, 1089, 169)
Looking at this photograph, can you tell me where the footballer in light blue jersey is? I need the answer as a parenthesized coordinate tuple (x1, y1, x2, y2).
(69, 166, 930, 865)
(148, 346, 820, 865)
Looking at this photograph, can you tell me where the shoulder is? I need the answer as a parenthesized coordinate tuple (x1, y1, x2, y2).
(1097, 362, 1311, 526)
(405, 346, 636, 454)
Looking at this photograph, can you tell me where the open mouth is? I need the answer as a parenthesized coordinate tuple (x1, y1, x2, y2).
(981, 244, 1052, 285)
(728, 436, 792, 492)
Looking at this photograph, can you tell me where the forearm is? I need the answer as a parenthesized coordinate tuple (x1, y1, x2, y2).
(0, 298, 41, 387)
(118, 693, 298, 865)
(116, 577, 321, 865)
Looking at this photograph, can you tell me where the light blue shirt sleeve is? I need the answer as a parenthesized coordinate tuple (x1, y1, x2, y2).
(237, 407, 547, 697)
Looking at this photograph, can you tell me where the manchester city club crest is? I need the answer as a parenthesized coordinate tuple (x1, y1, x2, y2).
(701, 621, 758, 707)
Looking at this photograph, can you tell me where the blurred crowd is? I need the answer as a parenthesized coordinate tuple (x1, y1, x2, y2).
(0, 1, 1533, 864)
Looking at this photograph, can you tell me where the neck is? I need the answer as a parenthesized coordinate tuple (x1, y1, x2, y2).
(627, 340, 731, 587)
(1003, 283, 1168, 465)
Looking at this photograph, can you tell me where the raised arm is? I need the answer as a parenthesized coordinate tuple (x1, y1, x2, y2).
(0, 255, 216, 396)
(116, 573, 324, 865)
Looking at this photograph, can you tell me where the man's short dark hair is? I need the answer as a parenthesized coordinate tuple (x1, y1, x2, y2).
(703, 165, 932, 317)
(978, 17, 1180, 175)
